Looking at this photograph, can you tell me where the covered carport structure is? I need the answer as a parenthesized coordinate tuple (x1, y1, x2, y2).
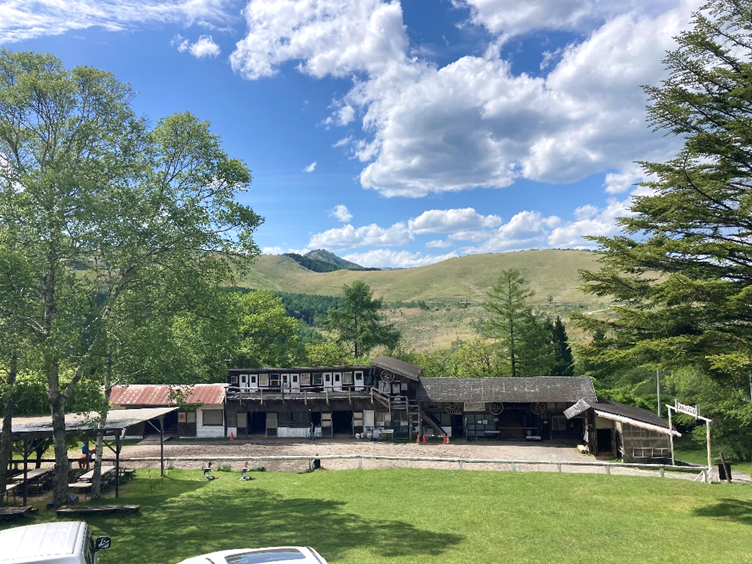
(7, 407, 177, 505)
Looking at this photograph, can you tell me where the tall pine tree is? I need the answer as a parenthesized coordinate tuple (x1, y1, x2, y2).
(551, 316, 575, 376)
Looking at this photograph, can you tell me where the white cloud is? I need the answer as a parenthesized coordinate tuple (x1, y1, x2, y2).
(303, 161, 317, 173)
(262, 246, 285, 255)
(172, 33, 221, 58)
(189, 34, 221, 58)
(343, 249, 458, 268)
(548, 197, 633, 247)
(229, 0, 408, 80)
(468, 210, 561, 252)
(308, 222, 413, 251)
(408, 208, 502, 234)
(603, 163, 645, 194)
(230, 0, 697, 198)
(452, 0, 650, 39)
(448, 229, 495, 242)
(426, 239, 452, 248)
(0, 0, 233, 44)
(329, 204, 353, 223)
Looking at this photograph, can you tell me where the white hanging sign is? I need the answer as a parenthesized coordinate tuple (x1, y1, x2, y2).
(674, 399, 700, 418)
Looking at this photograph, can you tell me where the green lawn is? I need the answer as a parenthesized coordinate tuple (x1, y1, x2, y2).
(675, 446, 752, 476)
(4, 469, 752, 564)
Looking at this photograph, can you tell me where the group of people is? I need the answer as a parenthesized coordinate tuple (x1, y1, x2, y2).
(201, 461, 255, 481)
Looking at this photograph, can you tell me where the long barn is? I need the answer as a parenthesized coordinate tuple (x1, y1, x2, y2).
(224, 356, 677, 463)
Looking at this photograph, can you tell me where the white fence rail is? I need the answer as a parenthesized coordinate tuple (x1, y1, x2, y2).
(119, 454, 710, 481)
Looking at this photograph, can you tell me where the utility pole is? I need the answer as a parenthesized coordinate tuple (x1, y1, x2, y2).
(656, 370, 661, 418)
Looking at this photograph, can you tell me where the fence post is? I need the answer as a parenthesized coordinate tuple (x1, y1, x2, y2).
(458, 460, 463, 471)
(511, 462, 516, 472)
(358, 456, 362, 470)
(557, 463, 562, 473)
(659, 467, 665, 478)
(605, 465, 611, 475)
(258, 458, 264, 470)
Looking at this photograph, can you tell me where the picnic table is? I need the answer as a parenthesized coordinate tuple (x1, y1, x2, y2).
(79, 466, 115, 482)
(1, 483, 19, 503)
(11, 468, 52, 483)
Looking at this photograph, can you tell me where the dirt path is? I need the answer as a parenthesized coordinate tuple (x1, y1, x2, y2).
(116, 439, 707, 481)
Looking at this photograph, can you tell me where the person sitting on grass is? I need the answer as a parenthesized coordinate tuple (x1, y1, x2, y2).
(203, 461, 217, 480)
(240, 461, 254, 481)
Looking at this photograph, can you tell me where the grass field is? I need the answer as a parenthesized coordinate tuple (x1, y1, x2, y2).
(7, 468, 752, 564)
(240, 250, 606, 305)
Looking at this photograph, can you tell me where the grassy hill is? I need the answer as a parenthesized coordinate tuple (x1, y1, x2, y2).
(240, 249, 603, 305)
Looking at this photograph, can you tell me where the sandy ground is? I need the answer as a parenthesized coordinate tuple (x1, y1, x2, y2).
(113, 438, 714, 482)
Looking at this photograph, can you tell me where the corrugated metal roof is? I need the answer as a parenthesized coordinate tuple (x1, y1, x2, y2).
(372, 356, 422, 381)
(11, 407, 178, 438)
(416, 376, 597, 403)
(110, 384, 226, 407)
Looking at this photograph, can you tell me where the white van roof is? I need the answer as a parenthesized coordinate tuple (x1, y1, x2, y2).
(0, 521, 88, 564)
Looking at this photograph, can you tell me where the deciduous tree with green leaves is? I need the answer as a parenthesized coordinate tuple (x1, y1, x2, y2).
(324, 281, 400, 358)
(0, 51, 261, 506)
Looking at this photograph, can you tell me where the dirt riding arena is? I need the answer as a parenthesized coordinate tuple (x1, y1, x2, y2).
(116, 438, 711, 481)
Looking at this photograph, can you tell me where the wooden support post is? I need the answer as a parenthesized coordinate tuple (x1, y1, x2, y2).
(667, 406, 675, 466)
(258, 458, 263, 470)
(511, 462, 516, 471)
(22, 439, 28, 507)
(417, 404, 424, 440)
(358, 457, 362, 470)
(659, 467, 665, 478)
(557, 463, 562, 473)
(115, 433, 121, 499)
(160, 416, 165, 481)
(706, 420, 712, 478)
(605, 465, 610, 475)
(458, 460, 463, 471)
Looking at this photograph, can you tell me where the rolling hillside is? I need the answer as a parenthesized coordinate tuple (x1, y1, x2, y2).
(239, 249, 604, 305)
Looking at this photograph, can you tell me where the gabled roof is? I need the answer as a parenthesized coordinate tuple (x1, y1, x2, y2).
(416, 376, 596, 403)
(564, 398, 680, 436)
(110, 384, 226, 407)
(372, 356, 422, 381)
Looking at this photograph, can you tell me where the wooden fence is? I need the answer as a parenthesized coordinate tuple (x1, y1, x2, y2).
(118, 454, 710, 482)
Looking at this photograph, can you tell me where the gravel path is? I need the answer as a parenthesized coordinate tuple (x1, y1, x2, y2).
(116, 439, 708, 481)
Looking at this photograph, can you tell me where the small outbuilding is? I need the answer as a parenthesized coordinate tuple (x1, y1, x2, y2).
(564, 398, 680, 463)
(110, 384, 227, 439)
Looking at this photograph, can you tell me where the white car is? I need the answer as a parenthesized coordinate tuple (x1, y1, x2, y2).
(177, 546, 328, 564)
(0, 521, 111, 564)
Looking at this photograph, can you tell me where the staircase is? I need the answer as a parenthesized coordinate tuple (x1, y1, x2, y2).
(420, 411, 448, 436)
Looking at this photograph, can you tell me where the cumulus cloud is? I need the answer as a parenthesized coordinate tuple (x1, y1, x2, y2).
(329, 204, 353, 223)
(262, 246, 285, 255)
(303, 161, 317, 173)
(0, 0, 233, 44)
(230, 0, 698, 198)
(408, 208, 502, 234)
(343, 249, 458, 268)
(172, 33, 221, 58)
(308, 222, 413, 251)
(468, 211, 561, 253)
(229, 0, 408, 80)
(547, 197, 633, 247)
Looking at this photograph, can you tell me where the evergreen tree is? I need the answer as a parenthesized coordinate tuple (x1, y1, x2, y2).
(325, 281, 400, 357)
(578, 1, 752, 379)
(576, 1, 752, 458)
(551, 316, 575, 376)
(484, 269, 533, 377)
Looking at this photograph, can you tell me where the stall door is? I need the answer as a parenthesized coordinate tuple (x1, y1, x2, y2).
(266, 412, 278, 437)
(354, 371, 364, 391)
(333, 372, 342, 391)
(240, 374, 248, 389)
(248, 374, 258, 390)
(364, 409, 375, 429)
(281, 373, 290, 391)
(323, 372, 333, 391)
(290, 373, 300, 392)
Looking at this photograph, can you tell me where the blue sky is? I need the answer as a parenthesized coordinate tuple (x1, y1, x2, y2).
(1, 0, 698, 267)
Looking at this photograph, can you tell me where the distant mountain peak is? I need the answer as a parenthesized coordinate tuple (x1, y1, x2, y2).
(283, 249, 375, 273)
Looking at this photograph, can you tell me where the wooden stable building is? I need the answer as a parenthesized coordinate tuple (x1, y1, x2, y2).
(226, 356, 660, 446)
